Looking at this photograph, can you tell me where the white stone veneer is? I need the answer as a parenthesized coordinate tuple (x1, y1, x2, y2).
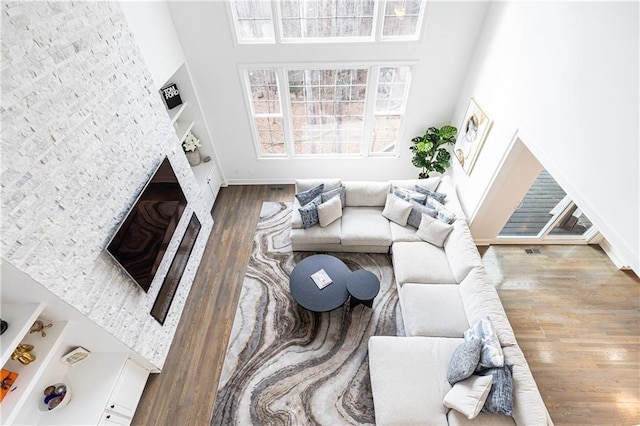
(1, 1, 213, 369)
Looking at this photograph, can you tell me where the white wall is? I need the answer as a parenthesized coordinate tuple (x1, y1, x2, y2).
(168, 1, 489, 183)
(450, 2, 639, 274)
(120, 0, 184, 90)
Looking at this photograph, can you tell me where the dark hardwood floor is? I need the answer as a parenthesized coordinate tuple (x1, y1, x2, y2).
(133, 185, 640, 426)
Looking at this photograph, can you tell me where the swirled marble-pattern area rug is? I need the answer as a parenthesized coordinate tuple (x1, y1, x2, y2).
(211, 202, 403, 426)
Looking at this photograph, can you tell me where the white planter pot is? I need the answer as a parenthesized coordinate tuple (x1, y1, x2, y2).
(185, 149, 201, 166)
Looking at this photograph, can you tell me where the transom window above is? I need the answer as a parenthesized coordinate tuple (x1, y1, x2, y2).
(230, 0, 426, 43)
(243, 64, 413, 157)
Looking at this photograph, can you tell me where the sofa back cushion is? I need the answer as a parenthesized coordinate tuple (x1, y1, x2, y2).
(459, 267, 518, 347)
(295, 179, 342, 193)
(391, 177, 441, 192)
(444, 219, 483, 282)
(343, 181, 390, 207)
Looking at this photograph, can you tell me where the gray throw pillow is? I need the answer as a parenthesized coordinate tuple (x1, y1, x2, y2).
(464, 316, 504, 371)
(296, 183, 324, 206)
(478, 365, 514, 416)
(447, 336, 482, 385)
(321, 185, 346, 207)
(407, 200, 437, 229)
(298, 195, 322, 229)
(414, 185, 447, 203)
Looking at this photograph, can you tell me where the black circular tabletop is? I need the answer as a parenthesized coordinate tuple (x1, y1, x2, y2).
(289, 254, 350, 312)
(347, 270, 381, 300)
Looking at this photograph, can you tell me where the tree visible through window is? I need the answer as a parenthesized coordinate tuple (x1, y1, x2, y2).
(289, 68, 368, 154)
(230, 0, 426, 42)
(244, 65, 411, 157)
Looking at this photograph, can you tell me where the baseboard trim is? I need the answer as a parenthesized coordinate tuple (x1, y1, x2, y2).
(599, 238, 632, 270)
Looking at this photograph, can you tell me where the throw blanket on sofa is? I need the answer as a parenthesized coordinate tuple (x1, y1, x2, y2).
(211, 202, 404, 425)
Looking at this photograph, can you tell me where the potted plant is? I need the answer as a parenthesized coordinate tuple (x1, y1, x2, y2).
(409, 125, 458, 178)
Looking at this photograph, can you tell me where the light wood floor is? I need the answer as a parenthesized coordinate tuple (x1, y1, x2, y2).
(133, 185, 640, 426)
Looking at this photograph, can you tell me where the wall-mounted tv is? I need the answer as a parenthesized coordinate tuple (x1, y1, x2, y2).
(106, 157, 187, 292)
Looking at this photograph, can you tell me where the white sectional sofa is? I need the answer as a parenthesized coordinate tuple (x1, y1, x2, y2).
(289, 176, 552, 425)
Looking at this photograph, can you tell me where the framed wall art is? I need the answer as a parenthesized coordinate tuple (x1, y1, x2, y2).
(454, 97, 493, 175)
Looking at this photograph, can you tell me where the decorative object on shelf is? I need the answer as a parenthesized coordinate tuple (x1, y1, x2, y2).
(183, 131, 202, 166)
(454, 97, 493, 175)
(29, 319, 53, 337)
(1, 369, 19, 402)
(160, 82, 183, 109)
(60, 346, 91, 366)
(410, 124, 458, 178)
(0, 319, 7, 335)
(39, 382, 70, 412)
(11, 344, 36, 365)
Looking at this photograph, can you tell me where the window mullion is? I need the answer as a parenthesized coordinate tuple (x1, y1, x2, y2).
(271, 0, 283, 43)
(373, 0, 386, 41)
(361, 65, 379, 157)
(278, 68, 295, 157)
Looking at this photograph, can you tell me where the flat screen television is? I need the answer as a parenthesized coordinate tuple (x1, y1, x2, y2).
(106, 157, 187, 292)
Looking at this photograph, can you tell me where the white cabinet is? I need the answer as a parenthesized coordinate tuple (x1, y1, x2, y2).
(104, 359, 149, 420)
(160, 63, 224, 212)
(99, 411, 131, 425)
(1, 263, 153, 426)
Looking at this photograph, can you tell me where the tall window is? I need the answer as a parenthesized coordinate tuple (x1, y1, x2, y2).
(230, 0, 426, 43)
(243, 65, 412, 157)
(289, 69, 368, 154)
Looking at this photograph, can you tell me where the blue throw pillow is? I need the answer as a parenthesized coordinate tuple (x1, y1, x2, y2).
(298, 195, 322, 229)
(415, 185, 447, 204)
(392, 186, 427, 204)
(321, 185, 346, 207)
(478, 365, 514, 416)
(407, 200, 437, 229)
(296, 183, 324, 206)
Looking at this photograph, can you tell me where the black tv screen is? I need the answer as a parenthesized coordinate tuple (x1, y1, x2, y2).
(106, 157, 187, 292)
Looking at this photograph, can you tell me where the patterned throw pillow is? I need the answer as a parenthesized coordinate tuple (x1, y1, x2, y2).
(478, 365, 514, 416)
(464, 316, 505, 371)
(321, 185, 346, 207)
(407, 200, 437, 229)
(447, 335, 482, 385)
(415, 185, 447, 204)
(298, 195, 322, 229)
(392, 186, 427, 204)
(295, 183, 324, 206)
(426, 196, 456, 224)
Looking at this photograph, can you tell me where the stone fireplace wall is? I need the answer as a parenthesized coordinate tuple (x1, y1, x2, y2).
(1, 1, 213, 368)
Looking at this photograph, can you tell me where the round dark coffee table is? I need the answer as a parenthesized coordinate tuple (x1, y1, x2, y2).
(289, 254, 350, 313)
(347, 270, 380, 308)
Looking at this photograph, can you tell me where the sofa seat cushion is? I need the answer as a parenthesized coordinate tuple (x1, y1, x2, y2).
(447, 410, 515, 426)
(389, 222, 421, 243)
(445, 219, 484, 282)
(290, 218, 341, 245)
(400, 284, 469, 337)
(368, 336, 463, 426)
(392, 241, 456, 285)
(341, 207, 392, 246)
(343, 181, 390, 207)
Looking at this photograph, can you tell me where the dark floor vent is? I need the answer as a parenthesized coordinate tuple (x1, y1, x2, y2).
(269, 186, 284, 191)
(524, 248, 541, 254)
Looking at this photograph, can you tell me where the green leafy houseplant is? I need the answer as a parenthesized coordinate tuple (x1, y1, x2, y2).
(409, 125, 458, 178)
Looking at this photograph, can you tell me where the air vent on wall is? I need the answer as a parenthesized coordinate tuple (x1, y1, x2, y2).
(524, 248, 541, 255)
